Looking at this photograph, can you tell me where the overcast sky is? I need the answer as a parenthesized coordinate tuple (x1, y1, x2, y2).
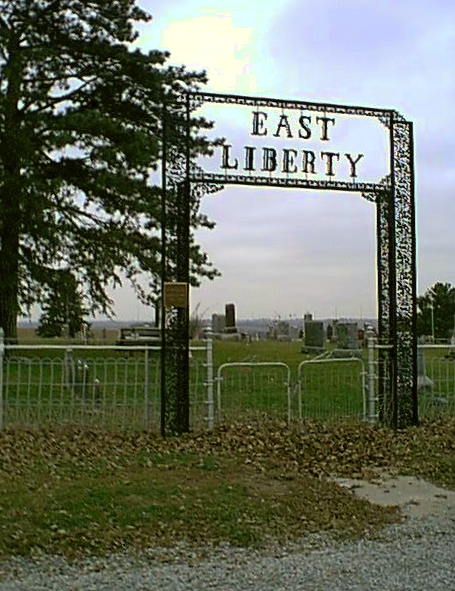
(111, 0, 455, 322)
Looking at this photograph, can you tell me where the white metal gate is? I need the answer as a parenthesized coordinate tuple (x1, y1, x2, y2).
(297, 357, 367, 421)
(214, 362, 293, 426)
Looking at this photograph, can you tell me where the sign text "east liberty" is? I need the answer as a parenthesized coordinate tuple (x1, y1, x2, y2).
(221, 111, 364, 179)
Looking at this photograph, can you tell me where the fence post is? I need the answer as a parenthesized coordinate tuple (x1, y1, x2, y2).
(204, 326, 214, 429)
(366, 326, 376, 424)
(0, 328, 4, 430)
(64, 348, 74, 396)
(144, 347, 151, 430)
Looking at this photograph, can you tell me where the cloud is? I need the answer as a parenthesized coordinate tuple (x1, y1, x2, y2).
(161, 14, 255, 93)
(253, 0, 455, 110)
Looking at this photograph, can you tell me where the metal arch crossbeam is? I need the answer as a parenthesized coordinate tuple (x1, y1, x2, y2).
(188, 90, 399, 120)
(190, 171, 385, 193)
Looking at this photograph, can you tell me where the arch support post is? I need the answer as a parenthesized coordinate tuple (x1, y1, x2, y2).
(377, 115, 417, 428)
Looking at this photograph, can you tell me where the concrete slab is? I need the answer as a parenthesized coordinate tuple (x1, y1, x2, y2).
(333, 474, 455, 521)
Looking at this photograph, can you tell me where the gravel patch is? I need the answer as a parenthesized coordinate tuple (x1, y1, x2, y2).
(0, 513, 454, 591)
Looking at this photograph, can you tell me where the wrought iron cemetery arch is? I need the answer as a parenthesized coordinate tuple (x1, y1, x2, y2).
(160, 91, 417, 435)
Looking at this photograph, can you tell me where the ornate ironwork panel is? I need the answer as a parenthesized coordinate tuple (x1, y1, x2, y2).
(162, 182, 190, 435)
(160, 98, 191, 436)
(363, 111, 417, 428)
(390, 117, 418, 428)
(190, 171, 384, 193)
(160, 96, 224, 435)
(189, 91, 392, 119)
(375, 191, 394, 423)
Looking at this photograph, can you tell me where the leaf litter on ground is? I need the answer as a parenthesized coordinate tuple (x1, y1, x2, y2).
(0, 417, 454, 559)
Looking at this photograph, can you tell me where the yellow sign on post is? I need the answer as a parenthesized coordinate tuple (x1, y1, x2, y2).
(163, 282, 189, 308)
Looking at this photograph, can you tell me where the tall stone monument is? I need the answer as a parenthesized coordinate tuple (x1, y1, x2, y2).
(225, 303, 237, 334)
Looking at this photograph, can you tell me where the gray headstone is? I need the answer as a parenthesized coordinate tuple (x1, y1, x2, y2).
(289, 325, 300, 340)
(304, 320, 324, 352)
(211, 313, 226, 334)
(337, 323, 359, 350)
(276, 320, 290, 336)
(417, 347, 433, 393)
